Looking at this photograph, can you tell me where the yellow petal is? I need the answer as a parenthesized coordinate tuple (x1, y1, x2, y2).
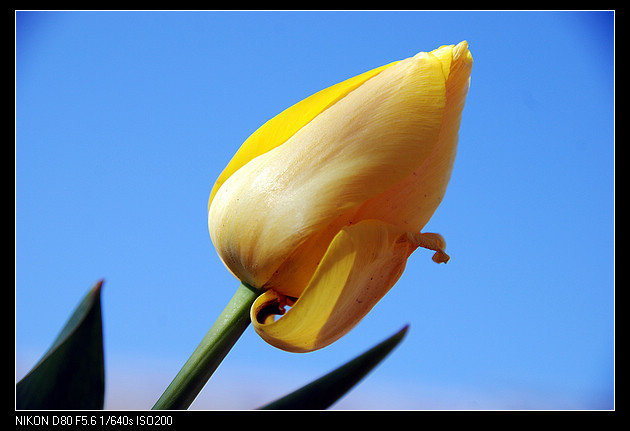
(250, 220, 448, 353)
(209, 51, 448, 290)
(346, 41, 473, 231)
(208, 60, 399, 207)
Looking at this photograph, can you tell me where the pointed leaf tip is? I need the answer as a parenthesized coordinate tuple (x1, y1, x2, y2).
(16, 280, 106, 410)
(259, 324, 409, 410)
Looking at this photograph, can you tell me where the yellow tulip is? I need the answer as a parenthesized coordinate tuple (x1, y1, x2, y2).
(208, 41, 472, 352)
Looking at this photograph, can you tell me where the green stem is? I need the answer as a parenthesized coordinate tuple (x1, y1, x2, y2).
(152, 282, 261, 410)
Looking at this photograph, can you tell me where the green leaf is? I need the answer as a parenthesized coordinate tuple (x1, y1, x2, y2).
(259, 324, 409, 410)
(16, 280, 105, 410)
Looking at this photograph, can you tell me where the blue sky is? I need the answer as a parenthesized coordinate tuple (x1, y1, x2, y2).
(16, 11, 614, 410)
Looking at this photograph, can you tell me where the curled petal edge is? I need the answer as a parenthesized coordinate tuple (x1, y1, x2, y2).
(251, 220, 448, 353)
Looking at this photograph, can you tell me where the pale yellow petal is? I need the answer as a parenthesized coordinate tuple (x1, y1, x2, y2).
(208, 61, 398, 207)
(342, 41, 473, 232)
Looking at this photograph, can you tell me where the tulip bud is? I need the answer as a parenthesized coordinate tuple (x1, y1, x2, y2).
(209, 41, 472, 352)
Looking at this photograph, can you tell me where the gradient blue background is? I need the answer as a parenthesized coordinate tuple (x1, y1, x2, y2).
(16, 11, 614, 410)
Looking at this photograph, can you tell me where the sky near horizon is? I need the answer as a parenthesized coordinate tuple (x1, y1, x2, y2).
(16, 11, 614, 410)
